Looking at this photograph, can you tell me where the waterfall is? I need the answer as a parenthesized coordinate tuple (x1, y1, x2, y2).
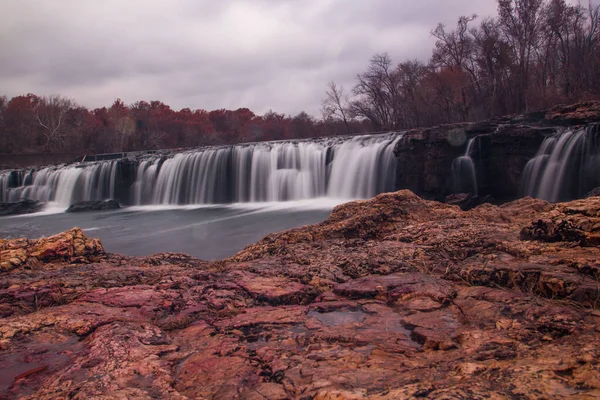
(451, 137, 478, 194)
(521, 124, 600, 202)
(0, 133, 402, 207)
(328, 135, 400, 198)
(131, 159, 160, 205)
(0, 162, 119, 206)
(0, 173, 11, 203)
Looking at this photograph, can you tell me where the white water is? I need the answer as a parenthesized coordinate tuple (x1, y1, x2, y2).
(451, 137, 478, 194)
(521, 124, 600, 202)
(0, 133, 401, 208)
(0, 162, 120, 206)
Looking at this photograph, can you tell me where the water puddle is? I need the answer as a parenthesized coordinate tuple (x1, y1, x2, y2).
(0, 337, 84, 398)
(308, 309, 366, 326)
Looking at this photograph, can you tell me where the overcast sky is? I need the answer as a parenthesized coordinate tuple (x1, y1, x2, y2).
(1, 0, 510, 116)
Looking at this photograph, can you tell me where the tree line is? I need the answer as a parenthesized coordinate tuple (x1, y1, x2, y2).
(324, 0, 600, 131)
(1, 0, 598, 155)
(0, 95, 372, 155)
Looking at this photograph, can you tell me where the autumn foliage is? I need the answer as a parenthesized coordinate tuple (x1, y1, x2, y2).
(1, 0, 598, 156)
(0, 95, 374, 156)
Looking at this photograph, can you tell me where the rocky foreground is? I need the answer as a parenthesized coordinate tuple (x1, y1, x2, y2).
(1, 191, 599, 399)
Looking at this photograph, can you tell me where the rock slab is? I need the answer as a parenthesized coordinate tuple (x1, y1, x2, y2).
(66, 200, 120, 213)
(1, 191, 600, 399)
(0, 200, 43, 216)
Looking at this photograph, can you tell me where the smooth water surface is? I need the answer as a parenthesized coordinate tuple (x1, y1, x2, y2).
(0, 200, 340, 260)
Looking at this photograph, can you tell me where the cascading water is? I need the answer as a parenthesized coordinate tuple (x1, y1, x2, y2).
(131, 159, 160, 205)
(521, 124, 600, 202)
(145, 134, 399, 204)
(0, 161, 120, 206)
(328, 135, 399, 198)
(451, 137, 478, 194)
(0, 133, 402, 208)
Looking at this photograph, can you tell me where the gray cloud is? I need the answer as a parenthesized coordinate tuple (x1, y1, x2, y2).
(0, 0, 501, 116)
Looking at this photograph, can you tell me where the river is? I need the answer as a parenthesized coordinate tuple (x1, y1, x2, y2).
(0, 199, 340, 259)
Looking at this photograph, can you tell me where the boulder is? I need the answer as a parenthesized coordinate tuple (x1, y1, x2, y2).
(0, 200, 44, 216)
(66, 200, 120, 213)
(0, 228, 105, 271)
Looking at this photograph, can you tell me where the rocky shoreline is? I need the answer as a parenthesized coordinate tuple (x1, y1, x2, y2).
(1, 191, 599, 399)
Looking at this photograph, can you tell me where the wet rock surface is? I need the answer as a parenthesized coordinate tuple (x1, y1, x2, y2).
(1, 191, 600, 399)
(0, 200, 43, 216)
(65, 199, 120, 213)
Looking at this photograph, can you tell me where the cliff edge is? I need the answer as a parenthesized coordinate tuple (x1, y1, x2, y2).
(394, 101, 600, 200)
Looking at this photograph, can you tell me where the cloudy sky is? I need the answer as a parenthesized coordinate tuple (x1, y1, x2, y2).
(2, 1, 506, 116)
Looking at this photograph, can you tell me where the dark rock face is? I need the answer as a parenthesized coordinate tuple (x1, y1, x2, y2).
(66, 200, 120, 213)
(395, 120, 554, 201)
(0, 200, 43, 216)
(394, 101, 600, 201)
(112, 160, 137, 206)
(2, 191, 600, 398)
(586, 187, 600, 198)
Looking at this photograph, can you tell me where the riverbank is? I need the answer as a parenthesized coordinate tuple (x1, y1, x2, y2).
(1, 190, 599, 398)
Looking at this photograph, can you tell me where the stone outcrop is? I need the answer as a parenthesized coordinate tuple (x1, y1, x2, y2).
(0, 200, 43, 216)
(1, 191, 600, 398)
(543, 101, 600, 126)
(520, 198, 600, 246)
(66, 199, 120, 213)
(0, 228, 105, 271)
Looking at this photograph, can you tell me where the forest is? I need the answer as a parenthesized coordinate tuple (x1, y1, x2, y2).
(0, 0, 598, 155)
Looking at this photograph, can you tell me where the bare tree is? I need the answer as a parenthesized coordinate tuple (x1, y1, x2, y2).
(572, 1, 600, 96)
(472, 18, 513, 116)
(351, 53, 400, 130)
(431, 14, 479, 74)
(498, 0, 545, 111)
(396, 60, 429, 127)
(108, 99, 135, 152)
(0, 95, 7, 153)
(33, 94, 74, 151)
(322, 81, 351, 134)
(431, 15, 482, 117)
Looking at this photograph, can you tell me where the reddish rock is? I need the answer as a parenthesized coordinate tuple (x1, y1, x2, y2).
(1, 192, 600, 398)
(333, 272, 456, 305)
(0, 228, 104, 271)
(235, 272, 316, 305)
(521, 198, 600, 246)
